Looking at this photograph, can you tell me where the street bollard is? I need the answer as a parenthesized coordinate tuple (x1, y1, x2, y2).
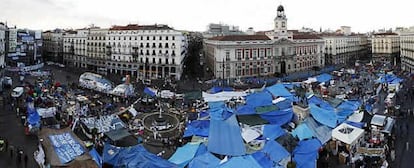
(406, 142, 410, 151)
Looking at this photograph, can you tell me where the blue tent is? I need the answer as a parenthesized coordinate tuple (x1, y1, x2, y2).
(143, 87, 156, 97)
(208, 114, 246, 156)
(265, 83, 293, 98)
(336, 109, 355, 123)
(308, 96, 335, 111)
(209, 104, 233, 121)
(89, 148, 102, 168)
(219, 155, 262, 168)
(309, 104, 338, 128)
(209, 86, 234, 94)
(316, 73, 332, 83)
(293, 139, 322, 168)
(274, 98, 293, 110)
(303, 117, 332, 144)
(292, 124, 314, 141)
(102, 143, 178, 168)
(183, 120, 210, 137)
(263, 125, 286, 140)
(337, 100, 361, 111)
(27, 105, 40, 126)
(251, 152, 273, 168)
(260, 108, 293, 126)
(345, 121, 365, 128)
(169, 143, 201, 167)
(262, 140, 290, 163)
(188, 152, 221, 168)
(246, 91, 273, 107)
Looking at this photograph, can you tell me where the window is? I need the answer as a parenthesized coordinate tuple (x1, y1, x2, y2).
(141, 36, 143, 40)
(172, 36, 175, 40)
(165, 43, 169, 48)
(152, 50, 156, 55)
(153, 58, 156, 64)
(172, 59, 175, 64)
(159, 58, 162, 64)
(166, 36, 169, 40)
(165, 59, 169, 64)
(147, 36, 149, 40)
(225, 50, 230, 61)
(159, 36, 162, 40)
(237, 50, 242, 60)
(153, 36, 155, 40)
(172, 50, 175, 56)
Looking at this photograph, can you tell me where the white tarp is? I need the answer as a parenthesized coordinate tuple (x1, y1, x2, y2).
(34, 143, 46, 168)
(371, 115, 387, 127)
(347, 111, 364, 123)
(241, 127, 261, 143)
(332, 123, 364, 145)
(202, 91, 247, 102)
(37, 107, 57, 118)
(272, 97, 286, 104)
(303, 77, 317, 84)
(160, 90, 176, 99)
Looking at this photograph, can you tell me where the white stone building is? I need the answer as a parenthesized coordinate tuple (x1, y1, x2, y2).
(63, 29, 88, 68)
(371, 33, 400, 63)
(63, 24, 188, 80)
(321, 34, 369, 65)
(400, 31, 414, 73)
(204, 5, 325, 79)
(0, 23, 7, 68)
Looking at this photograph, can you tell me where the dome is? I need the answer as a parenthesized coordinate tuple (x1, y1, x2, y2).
(277, 5, 284, 12)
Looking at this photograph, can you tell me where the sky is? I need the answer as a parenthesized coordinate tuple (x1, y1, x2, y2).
(0, 0, 413, 33)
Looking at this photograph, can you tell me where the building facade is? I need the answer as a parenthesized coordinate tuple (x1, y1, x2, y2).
(63, 24, 188, 80)
(0, 23, 7, 69)
(6, 29, 42, 66)
(42, 29, 64, 63)
(322, 34, 369, 65)
(204, 5, 325, 79)
(400, 32, 414, 73)
(371, 33, 400, 64)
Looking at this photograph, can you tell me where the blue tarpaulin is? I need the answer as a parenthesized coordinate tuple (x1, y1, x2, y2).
(308, 96, 335, 111)
(183, 120, 210, 137)
(89, 148, 102, 168)
(143, 87, 156, 97)
(337, 109, 355, 123)
(303, 117, 332, 144)
(293, 139, 322, 168)
(266, 83, 293, 98)
(337, 100, 361, 111)
(219, 155, 262, 168)
(263, 125, 286, 140)
(309, 104, 338, 128)
(316, 73, 332, 83)
(345, 121, 365, 128)
(262, 140, 290, 163)
(260, 108, 293, 126)
(103, 143, 178, 168)
(209, 103, 233, 121)
(209, 86, 234, 94)
(208, 114, 246, 156)
(188, 152, 221, 168)
(251, 152, 273, 168)
(274, 98, 293, 110)
(292, 124, 314, 141)
(169, 143, 201, 167)
(27, 104, 40, 126)
(236, 92, 273, 115)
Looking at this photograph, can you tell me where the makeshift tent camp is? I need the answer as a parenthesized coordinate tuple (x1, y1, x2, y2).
(332, 123, 364, 145)
(292, 123, 315, 141)
(168, 143, 201, 167)
(263, 124, 286, 140)
(303, 117, 332, 144)
(202, 91, 247, 103)
(102, 143, 178, 167)
(316, 73, 332, 83)
(308, 95, 335, 111)
(309, 103, 338, 128)
(293, 139, 322, 168)
(188, 152, 221, 168)
(208, 86, 234, 94)
(218, 155, 262, 168)
(208, 114, 246, 156)
(261, 140, 290, 163)
(183, 120, 210, 138)
(265, 83, 293, 98)
(259, 108, 294, 126)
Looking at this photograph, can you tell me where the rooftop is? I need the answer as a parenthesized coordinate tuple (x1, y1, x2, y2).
(109, 24, 172, 31)
(373, 32, 398, 36)
(208, 35, 270, 41)
(293, 34, 322, 40)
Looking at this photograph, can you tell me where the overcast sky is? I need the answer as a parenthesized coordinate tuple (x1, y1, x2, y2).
(1, 0, 413, 33)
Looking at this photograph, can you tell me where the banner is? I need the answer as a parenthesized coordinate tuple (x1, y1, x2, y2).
(80, 115, 126, 133)
(49, 133, 85, 164)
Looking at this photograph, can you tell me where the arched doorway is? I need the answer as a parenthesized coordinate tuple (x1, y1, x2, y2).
(280, 61, 286, 74)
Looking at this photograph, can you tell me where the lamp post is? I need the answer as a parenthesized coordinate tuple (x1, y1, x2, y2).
(222, 57, 225, 87)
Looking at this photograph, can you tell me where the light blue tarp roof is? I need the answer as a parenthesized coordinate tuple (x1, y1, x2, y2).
(89, 148, 102, 168)
(263, 125, 286, 140)
(308, 95, 335, 111)
(168, 143, 201, 168)
(188, 152, 221, 168)
(293, 139, 322, 168)
(309, 103, 338, 128)
(143, 87, 156, 97)
(337, 109, 355, 123)
(209, 102, 233, 120)
(209, 86, 234, 94)
(337, 100, 361, 111)
(208, 114, 246, 156)
(183, 120, 210, 137)
(292, 124, 314, 141)
(218, 155, 262, 168)
(260, 108, 294, 126)
(27, 105, 40, 126)
(265, 83, 293, 97)
(236, 91, 273, 115)
(251, 152, 273, 168)
(102, 143, 178, 168)
(303, 117, 332, 144)
(316, 73, 332, 83)
(262, 140, 290, 163)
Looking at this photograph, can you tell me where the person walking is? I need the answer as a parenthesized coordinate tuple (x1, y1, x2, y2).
(24, 154, 28, 168)
(10, 145, 13, 158)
